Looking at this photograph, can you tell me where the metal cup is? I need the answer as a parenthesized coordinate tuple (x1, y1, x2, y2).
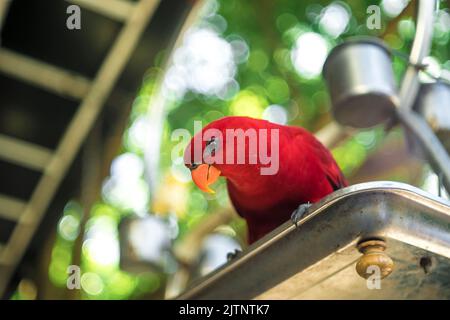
(414, 81, 450, 153)
(322, 38, 398, 128)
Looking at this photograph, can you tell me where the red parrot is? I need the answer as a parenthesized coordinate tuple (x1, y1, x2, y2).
(184, 116, 347, 244)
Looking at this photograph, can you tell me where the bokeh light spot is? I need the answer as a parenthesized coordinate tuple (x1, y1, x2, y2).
(291, 32, 329, 79)
(81, 272, 104, 296)
(229, 90, 267, 118)
(319, 2, 350, 38)
(263, 105, 288, 125)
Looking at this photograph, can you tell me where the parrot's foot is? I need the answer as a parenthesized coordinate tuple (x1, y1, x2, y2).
(226, 249, 242, 261)
(291, 202, 312, 227)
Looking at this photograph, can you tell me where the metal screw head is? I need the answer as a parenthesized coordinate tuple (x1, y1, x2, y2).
(356, 240, 394, 279)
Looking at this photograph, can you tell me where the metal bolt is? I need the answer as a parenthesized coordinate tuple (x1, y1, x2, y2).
(356, 239, 394, 279)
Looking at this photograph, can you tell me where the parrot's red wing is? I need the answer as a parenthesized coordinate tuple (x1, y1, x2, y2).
(302, 132, 348, 191)
(290, 127, 348, 191)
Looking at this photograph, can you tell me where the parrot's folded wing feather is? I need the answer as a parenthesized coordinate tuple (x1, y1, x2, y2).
(293, 128, 348, 192)
(309, 136, 348, 191)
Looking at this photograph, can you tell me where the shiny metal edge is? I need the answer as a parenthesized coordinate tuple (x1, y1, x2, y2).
(177, 181, 450, 299)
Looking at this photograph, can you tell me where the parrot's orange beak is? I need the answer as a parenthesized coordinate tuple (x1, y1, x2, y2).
(190, 164, 221, 194)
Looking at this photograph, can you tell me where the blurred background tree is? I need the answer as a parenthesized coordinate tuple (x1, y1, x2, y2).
(14, 0, 449, 300)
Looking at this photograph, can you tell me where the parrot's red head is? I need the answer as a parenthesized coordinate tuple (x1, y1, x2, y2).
(183, 116, 281, 194)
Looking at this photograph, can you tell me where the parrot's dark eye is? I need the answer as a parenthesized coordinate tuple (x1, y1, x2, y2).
(205, 137, 216, 146)
(188, 163, 199, 170)
(205, 137, 218, 156)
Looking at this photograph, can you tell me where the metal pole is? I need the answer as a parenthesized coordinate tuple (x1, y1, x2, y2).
(398, 0, 436, 111)
(396, 109, 450, 192)
(395, 0, 450, 193)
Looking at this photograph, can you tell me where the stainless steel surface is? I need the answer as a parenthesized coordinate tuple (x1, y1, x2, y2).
(414, 81, 450, 153)
(178, 181, 450, 299)
(322, 39, 398, 128)
(258, 239, 450, 299)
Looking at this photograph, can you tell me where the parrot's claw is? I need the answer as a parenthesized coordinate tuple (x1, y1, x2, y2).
(291, 202, 312, 227)
(227, 249, 242, 261)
